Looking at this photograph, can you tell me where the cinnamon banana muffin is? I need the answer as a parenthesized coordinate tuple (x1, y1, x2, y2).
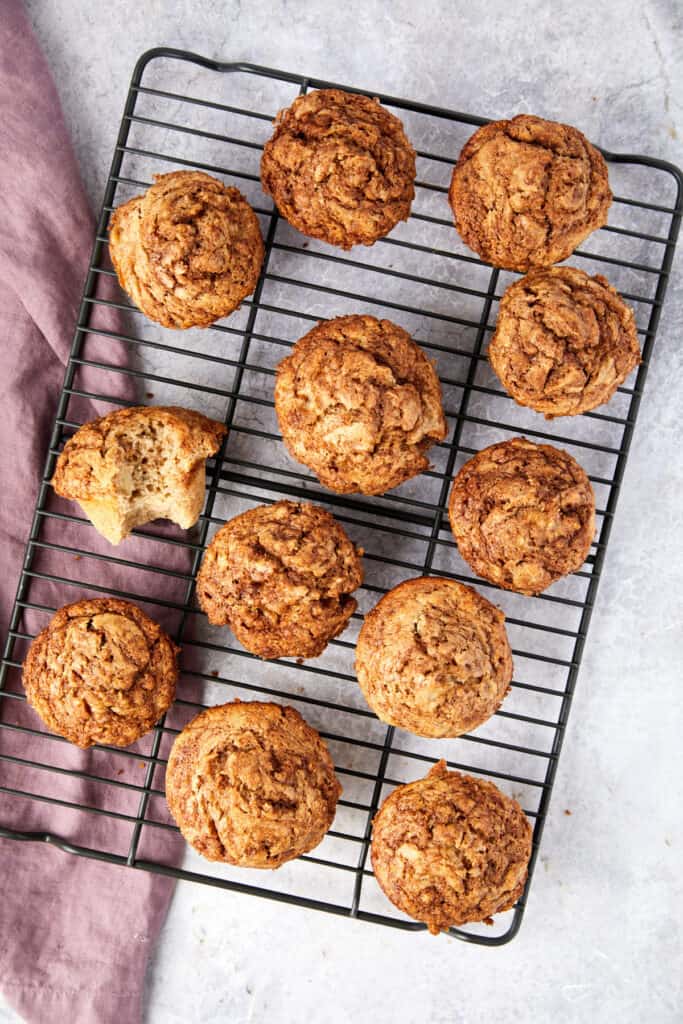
(52, 405, 225, 545)
(371, 761, 532, 933)
(261, 89, 415, 248)
(355, 577, 512, 737)
(109, 170, 263, 328)
(489, 267, 640, 417)
(275, 315, 446, 494)
(196, 501, 363, 659)
(449, 115, 612, 271)
(448, 437, 595, 595)
(166, 700, 341, 867)
(22, 598, 179, 748)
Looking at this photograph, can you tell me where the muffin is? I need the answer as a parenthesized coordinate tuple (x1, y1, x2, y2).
(448, 437, 595, 595)
(52, 405, 226, 545)
(371, 761, 532, 933)
(449, 114, 612, 271)
(275, 315, 447, 494)
(355, 577, 512, 738)
(166, 701, 341, 867)
(22, 598, 179, 748)
(109, 170, 264, 328)
(261, 89, 415, 248)
(196, 500, 363, 660)
(489, 267, 640, 417)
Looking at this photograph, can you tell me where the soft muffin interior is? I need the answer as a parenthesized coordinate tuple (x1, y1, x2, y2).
(80, 421, 206, 544)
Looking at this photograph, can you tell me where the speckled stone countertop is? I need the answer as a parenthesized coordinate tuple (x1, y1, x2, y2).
(2, 2, 682, 1022)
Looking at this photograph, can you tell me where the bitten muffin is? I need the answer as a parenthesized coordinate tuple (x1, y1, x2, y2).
(355, 577, 512, 738)
(166, 701, 341, 867)
(196, 500, 363, 660)
(109, 170, 264, 328)
(261, 89, 416, 248)
(52, 405, 226, 545)
(489, 267, 640, 417)
(274, 315, 447, 494)
(22, 598, 179, 748)
(449, 114, 612, 271)
(448, 437, 595, 595)
(371, 761, 532, 934)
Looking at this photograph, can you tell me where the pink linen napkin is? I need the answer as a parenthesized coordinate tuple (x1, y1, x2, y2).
(0, 4, 182, 1021)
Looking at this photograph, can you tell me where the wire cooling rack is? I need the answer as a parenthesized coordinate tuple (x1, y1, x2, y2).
(1, 49, 681, 946)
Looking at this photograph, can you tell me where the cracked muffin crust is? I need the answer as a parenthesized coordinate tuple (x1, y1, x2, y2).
(52, 405, 226, 545)
(196, 501, 363, 660)
(109, 170, 264, 328)
(22, 598, 179, 748)
(489, 266, 640, 417)
(448, 437, 595, 595)
(166, 700, 341, 867)
(260, 89, 416, 249)
(355, 577, 512, 738)
(448, 114, 612, 271)
(371, 761, 532, 933)
(274, 315, 447, 494)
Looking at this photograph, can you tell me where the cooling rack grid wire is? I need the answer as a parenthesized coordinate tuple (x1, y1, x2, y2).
(1, 49, 681, 945)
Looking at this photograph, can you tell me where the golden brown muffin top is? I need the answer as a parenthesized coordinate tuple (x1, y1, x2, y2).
(52, 405, 225, 502)
(356, 577, 512, 738)
(449, 438, 595, 595)
(449, 114, 612, 271)
(489, 267, 640, 417)
(109, 170, 264, 328)
(261, 89, 415, 249)
(275, 315, 447, 495)
(371, 761, 532, 933)
(165, 701, 341, 867)
(22, 598, 179, 748)
(196, 501, 363, 660)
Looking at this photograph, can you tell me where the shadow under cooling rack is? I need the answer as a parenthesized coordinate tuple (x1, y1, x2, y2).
(1, 48, 681, 946)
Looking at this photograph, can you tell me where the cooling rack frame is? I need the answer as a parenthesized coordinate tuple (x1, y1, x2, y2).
(1, 48, 681, 946)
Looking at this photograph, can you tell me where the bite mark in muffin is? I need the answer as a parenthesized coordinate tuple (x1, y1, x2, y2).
(52, 405, 226, 545)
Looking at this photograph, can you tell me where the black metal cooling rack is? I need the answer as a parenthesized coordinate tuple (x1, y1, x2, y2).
(1, 48, 681, 946)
